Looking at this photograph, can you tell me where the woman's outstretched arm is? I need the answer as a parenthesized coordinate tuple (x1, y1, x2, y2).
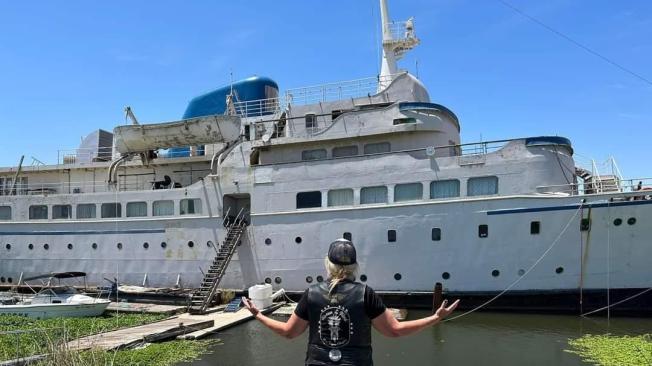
(243, 298, 309, 339)
(372, 299, 460, 338)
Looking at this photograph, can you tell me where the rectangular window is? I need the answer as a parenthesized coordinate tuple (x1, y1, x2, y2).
(327, 189, 354, 207)
(29, 205, 48, 220)
(530, 221, 541, 235)
(181, 199, 202, 215)
(52, 205, 72, 219)
(360, 186, 388, 204)
(153, 200, 174, 216)
(127, 202, 148, 217)
(479, 224, 488, 238)
(393, 117, 417, 125)
(332, 145, 358, 158)
(388, 229, 397, 242)
(296, 191, 322, 209)
(580, 218, 591, 232)
(101, 203, 122, 218)
(430, 180, 460, 199)
(0, 206, 11, 220)
(305, 114, 317, 129)
(394, 183, 423, 202)
(468, 176, 499, 196)
(343, 232, 352, 241)
(363, 142, 391, 154)
(77, 204, 96, 219)
(432, 228, 442, 241)
(301, 149, 327, 161)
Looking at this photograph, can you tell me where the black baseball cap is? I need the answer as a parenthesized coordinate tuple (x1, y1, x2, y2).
(328, 239, 357, 265)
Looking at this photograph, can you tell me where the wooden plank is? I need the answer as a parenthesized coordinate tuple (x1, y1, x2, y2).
(105, 302, 186, 315)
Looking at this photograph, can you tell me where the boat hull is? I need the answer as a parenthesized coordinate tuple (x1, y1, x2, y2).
(0, 301, 110, 319)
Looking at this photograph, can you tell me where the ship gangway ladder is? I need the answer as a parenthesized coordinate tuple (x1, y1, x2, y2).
(188, 208, 247, 314)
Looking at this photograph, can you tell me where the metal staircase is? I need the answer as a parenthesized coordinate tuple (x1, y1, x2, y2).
(188, 208, 247, 314)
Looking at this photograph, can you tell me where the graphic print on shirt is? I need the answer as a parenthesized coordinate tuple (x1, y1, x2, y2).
(318, 305, 353, 348)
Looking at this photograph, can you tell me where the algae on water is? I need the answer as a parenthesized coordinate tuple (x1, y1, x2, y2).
(567, 334, 652, 366)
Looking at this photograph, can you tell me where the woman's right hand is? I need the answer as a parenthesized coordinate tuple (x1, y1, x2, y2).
(435, 299, 460, 319)
(242, 297, 260, 316)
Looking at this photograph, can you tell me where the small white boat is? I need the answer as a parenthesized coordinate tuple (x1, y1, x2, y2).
(0, 272, 110, 319)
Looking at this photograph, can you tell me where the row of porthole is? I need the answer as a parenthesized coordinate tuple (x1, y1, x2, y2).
(264, 237, 303, 245)
(613, 217, 636, 226)
(0, 277, 13, 283)
(5, 241, 215, 251)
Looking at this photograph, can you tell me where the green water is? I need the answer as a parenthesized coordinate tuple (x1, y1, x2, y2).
(180, 311, 652, 366)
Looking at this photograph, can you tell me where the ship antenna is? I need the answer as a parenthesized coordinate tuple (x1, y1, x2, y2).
(377, 0, 420, 92)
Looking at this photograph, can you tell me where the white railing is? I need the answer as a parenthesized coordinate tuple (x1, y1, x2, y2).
(536, 177, 652, 196)
(0, 177, 185, 196)
(385, 20, 415, 42)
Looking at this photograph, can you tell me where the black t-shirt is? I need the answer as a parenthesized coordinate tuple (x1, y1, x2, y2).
(294, 283, 386, 321)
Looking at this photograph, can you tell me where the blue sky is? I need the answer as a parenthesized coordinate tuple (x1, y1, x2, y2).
(0, 0, 650, 178)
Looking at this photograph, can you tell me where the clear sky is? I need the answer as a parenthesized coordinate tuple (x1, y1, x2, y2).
(0, 0, 650, 178)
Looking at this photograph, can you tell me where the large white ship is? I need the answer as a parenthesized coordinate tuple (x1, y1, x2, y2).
(1, 1, 650, 313)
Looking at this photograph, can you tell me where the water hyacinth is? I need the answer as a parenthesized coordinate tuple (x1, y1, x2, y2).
(567, 334, 652, 366)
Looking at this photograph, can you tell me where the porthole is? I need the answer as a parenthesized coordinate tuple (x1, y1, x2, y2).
(627, 217, 637, 225)
(67, 243, 73, 250)
(161, 242, 167, 249)
(188, 241, 194, 248)
(207, 241, 213, 248)
(306, 276, 313, 283)
(491, 269, 500, 277)
(394, 273, 402, 281)
(275, 277, 282, 284)
(479, 225, 489, 238)
(264, 238, 272, 245)
(5, 244, 10, 250)
(360, 274, 367, 282)
(316, 275, 324, 283)
(295, 237, 302, 244)
(442, 272, 450, 280)
(7, 277, 12, 284)
(143, 242, 149, 249)
(555, 267, 564, 274)
(117, 242, 123, 250)
(43, 243, 49, 250)
(387, 230, 397, 242)
(613, 218, 622, 226)
(28, 244, 34, 250)
(517, 269, 525, 276)
(0, 277, 4, 283)
(264, 277, 272, 284)
(92, 243, 97, 250)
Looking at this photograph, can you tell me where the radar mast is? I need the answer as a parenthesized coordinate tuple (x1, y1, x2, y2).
(378, 0, 420, 92)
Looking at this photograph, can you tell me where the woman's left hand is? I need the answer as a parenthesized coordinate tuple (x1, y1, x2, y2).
(242, 297, 260, 316)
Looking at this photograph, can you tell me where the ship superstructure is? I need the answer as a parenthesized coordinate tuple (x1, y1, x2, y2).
(1, 0, 650, 313)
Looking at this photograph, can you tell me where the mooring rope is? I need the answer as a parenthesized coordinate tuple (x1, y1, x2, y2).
(444, 203, 584, 322)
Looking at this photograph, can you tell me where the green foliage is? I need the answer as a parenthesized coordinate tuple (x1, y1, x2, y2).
(567, 334, 652, 366)
(0, 313, 166, 362)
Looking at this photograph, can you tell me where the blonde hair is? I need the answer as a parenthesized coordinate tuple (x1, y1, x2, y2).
(324, 257, 358, 294)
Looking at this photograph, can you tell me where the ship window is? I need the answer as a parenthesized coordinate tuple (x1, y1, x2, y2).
(442, 272, 450, 280)
(180, 199, 202, 215)
(363, 142, 391, 154)
(530, 221, 541, 235)
(301, 149, 327, 161)
(126, 202, 148, 217)
(360, 186, 388, 204)
(432, 228, 442, 241)
(52, 205, 72, 219)
(153, 200, 174, 216)
(327, 189, 354, 207)
(393, 117, 416, 125)
(394, 183, 423, 202)
(360, 274, 367, 282)
(296, 191, 322, 209)
(343, 232, 352, 241)
(101, 203, 121, 218)
(430, 180, 460, 199)
(388, 229, 397, 242)
(29, 205, 48, 220)
(479, 224, 488, 238)
(305, 113, 317, 129)
(332, 145, 358, 158)
(580, 218, 591, 231)
(0, 206, 10, 220)
(467, 176, 499, 196)
(77, 204, 96, 219)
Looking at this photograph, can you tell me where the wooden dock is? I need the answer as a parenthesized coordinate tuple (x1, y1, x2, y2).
(105, 301, 186, 315)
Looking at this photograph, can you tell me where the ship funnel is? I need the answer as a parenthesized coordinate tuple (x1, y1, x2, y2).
(378, 0, 420, 92)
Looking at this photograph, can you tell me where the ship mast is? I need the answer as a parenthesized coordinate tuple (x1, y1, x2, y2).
(378, 0, 420, 92)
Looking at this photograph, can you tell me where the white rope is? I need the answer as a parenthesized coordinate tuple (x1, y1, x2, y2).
(581, 287, 652, 317)
(444, 203, 583, 322)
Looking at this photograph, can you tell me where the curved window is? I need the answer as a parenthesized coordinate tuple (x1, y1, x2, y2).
(52, 205, 72, 219)
(126, 202, 148, 217)
(430, 180, 460, 199)
(180, 199, 202, 215)
(360, 186, 388, 204)
(153, 200, 174, 216)
(29, 205, 48, 220)
(332, 145, 358, 158)
(301, 149, 326, 161)
(101, 203, 121, 218)
(327, 189, 354, 207)
(0, 206, 11, 220)
(77, 204, 96, 219)
(467, 176, 499, 196)
(394, 183, 423, 202)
